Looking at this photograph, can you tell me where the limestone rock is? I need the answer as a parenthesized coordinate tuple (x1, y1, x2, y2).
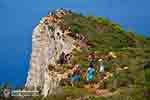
(25, 9, 76, 97)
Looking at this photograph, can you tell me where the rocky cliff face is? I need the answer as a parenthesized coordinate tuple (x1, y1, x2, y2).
(25, 9, 77, 96)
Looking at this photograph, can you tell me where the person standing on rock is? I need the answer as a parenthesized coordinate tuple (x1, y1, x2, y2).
(71, 64, 81, 86)
(59, 52, 65, 65)
(86, 63, 95, 83)
(98, 59, 105, 80)
(98, 59, 105, 72)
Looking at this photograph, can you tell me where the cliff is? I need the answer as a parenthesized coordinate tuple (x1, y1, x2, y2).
(25, 9, 78, 96)
(25, 8, 150, 98)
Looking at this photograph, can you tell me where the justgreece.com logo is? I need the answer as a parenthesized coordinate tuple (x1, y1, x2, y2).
(11, 90, 39, 96)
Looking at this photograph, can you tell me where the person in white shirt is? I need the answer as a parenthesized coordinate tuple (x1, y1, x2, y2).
(98, 59, 104, 72)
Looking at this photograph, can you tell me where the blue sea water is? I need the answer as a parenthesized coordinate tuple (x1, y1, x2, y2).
(0, 0, 149, 87)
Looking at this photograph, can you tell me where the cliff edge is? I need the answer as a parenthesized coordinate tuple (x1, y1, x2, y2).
(25, 9, 78, 96)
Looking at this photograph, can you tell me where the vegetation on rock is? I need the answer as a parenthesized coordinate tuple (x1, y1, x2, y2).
(1, 9, 150, 100)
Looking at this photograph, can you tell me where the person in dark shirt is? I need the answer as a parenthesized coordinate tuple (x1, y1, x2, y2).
(59, 52, 65, 65)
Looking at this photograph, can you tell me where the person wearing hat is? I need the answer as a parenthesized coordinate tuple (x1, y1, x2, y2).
(98, 59, 105, 72)
(98, 59, 105, 80)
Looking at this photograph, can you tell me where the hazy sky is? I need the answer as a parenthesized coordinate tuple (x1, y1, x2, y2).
(0, 0, 149, 87)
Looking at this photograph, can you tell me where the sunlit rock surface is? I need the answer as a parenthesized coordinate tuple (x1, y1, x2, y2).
(25, 9, 76, 96)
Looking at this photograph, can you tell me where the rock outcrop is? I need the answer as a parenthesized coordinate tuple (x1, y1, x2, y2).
(25, 8, 77, 96)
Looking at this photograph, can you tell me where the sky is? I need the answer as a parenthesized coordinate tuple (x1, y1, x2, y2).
(0, 0, 149, 87)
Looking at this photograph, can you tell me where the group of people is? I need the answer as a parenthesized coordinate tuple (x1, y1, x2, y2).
(58, 51, 107, 85)
(57, 51, 121, 87)
(70, 58, 105, 85)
